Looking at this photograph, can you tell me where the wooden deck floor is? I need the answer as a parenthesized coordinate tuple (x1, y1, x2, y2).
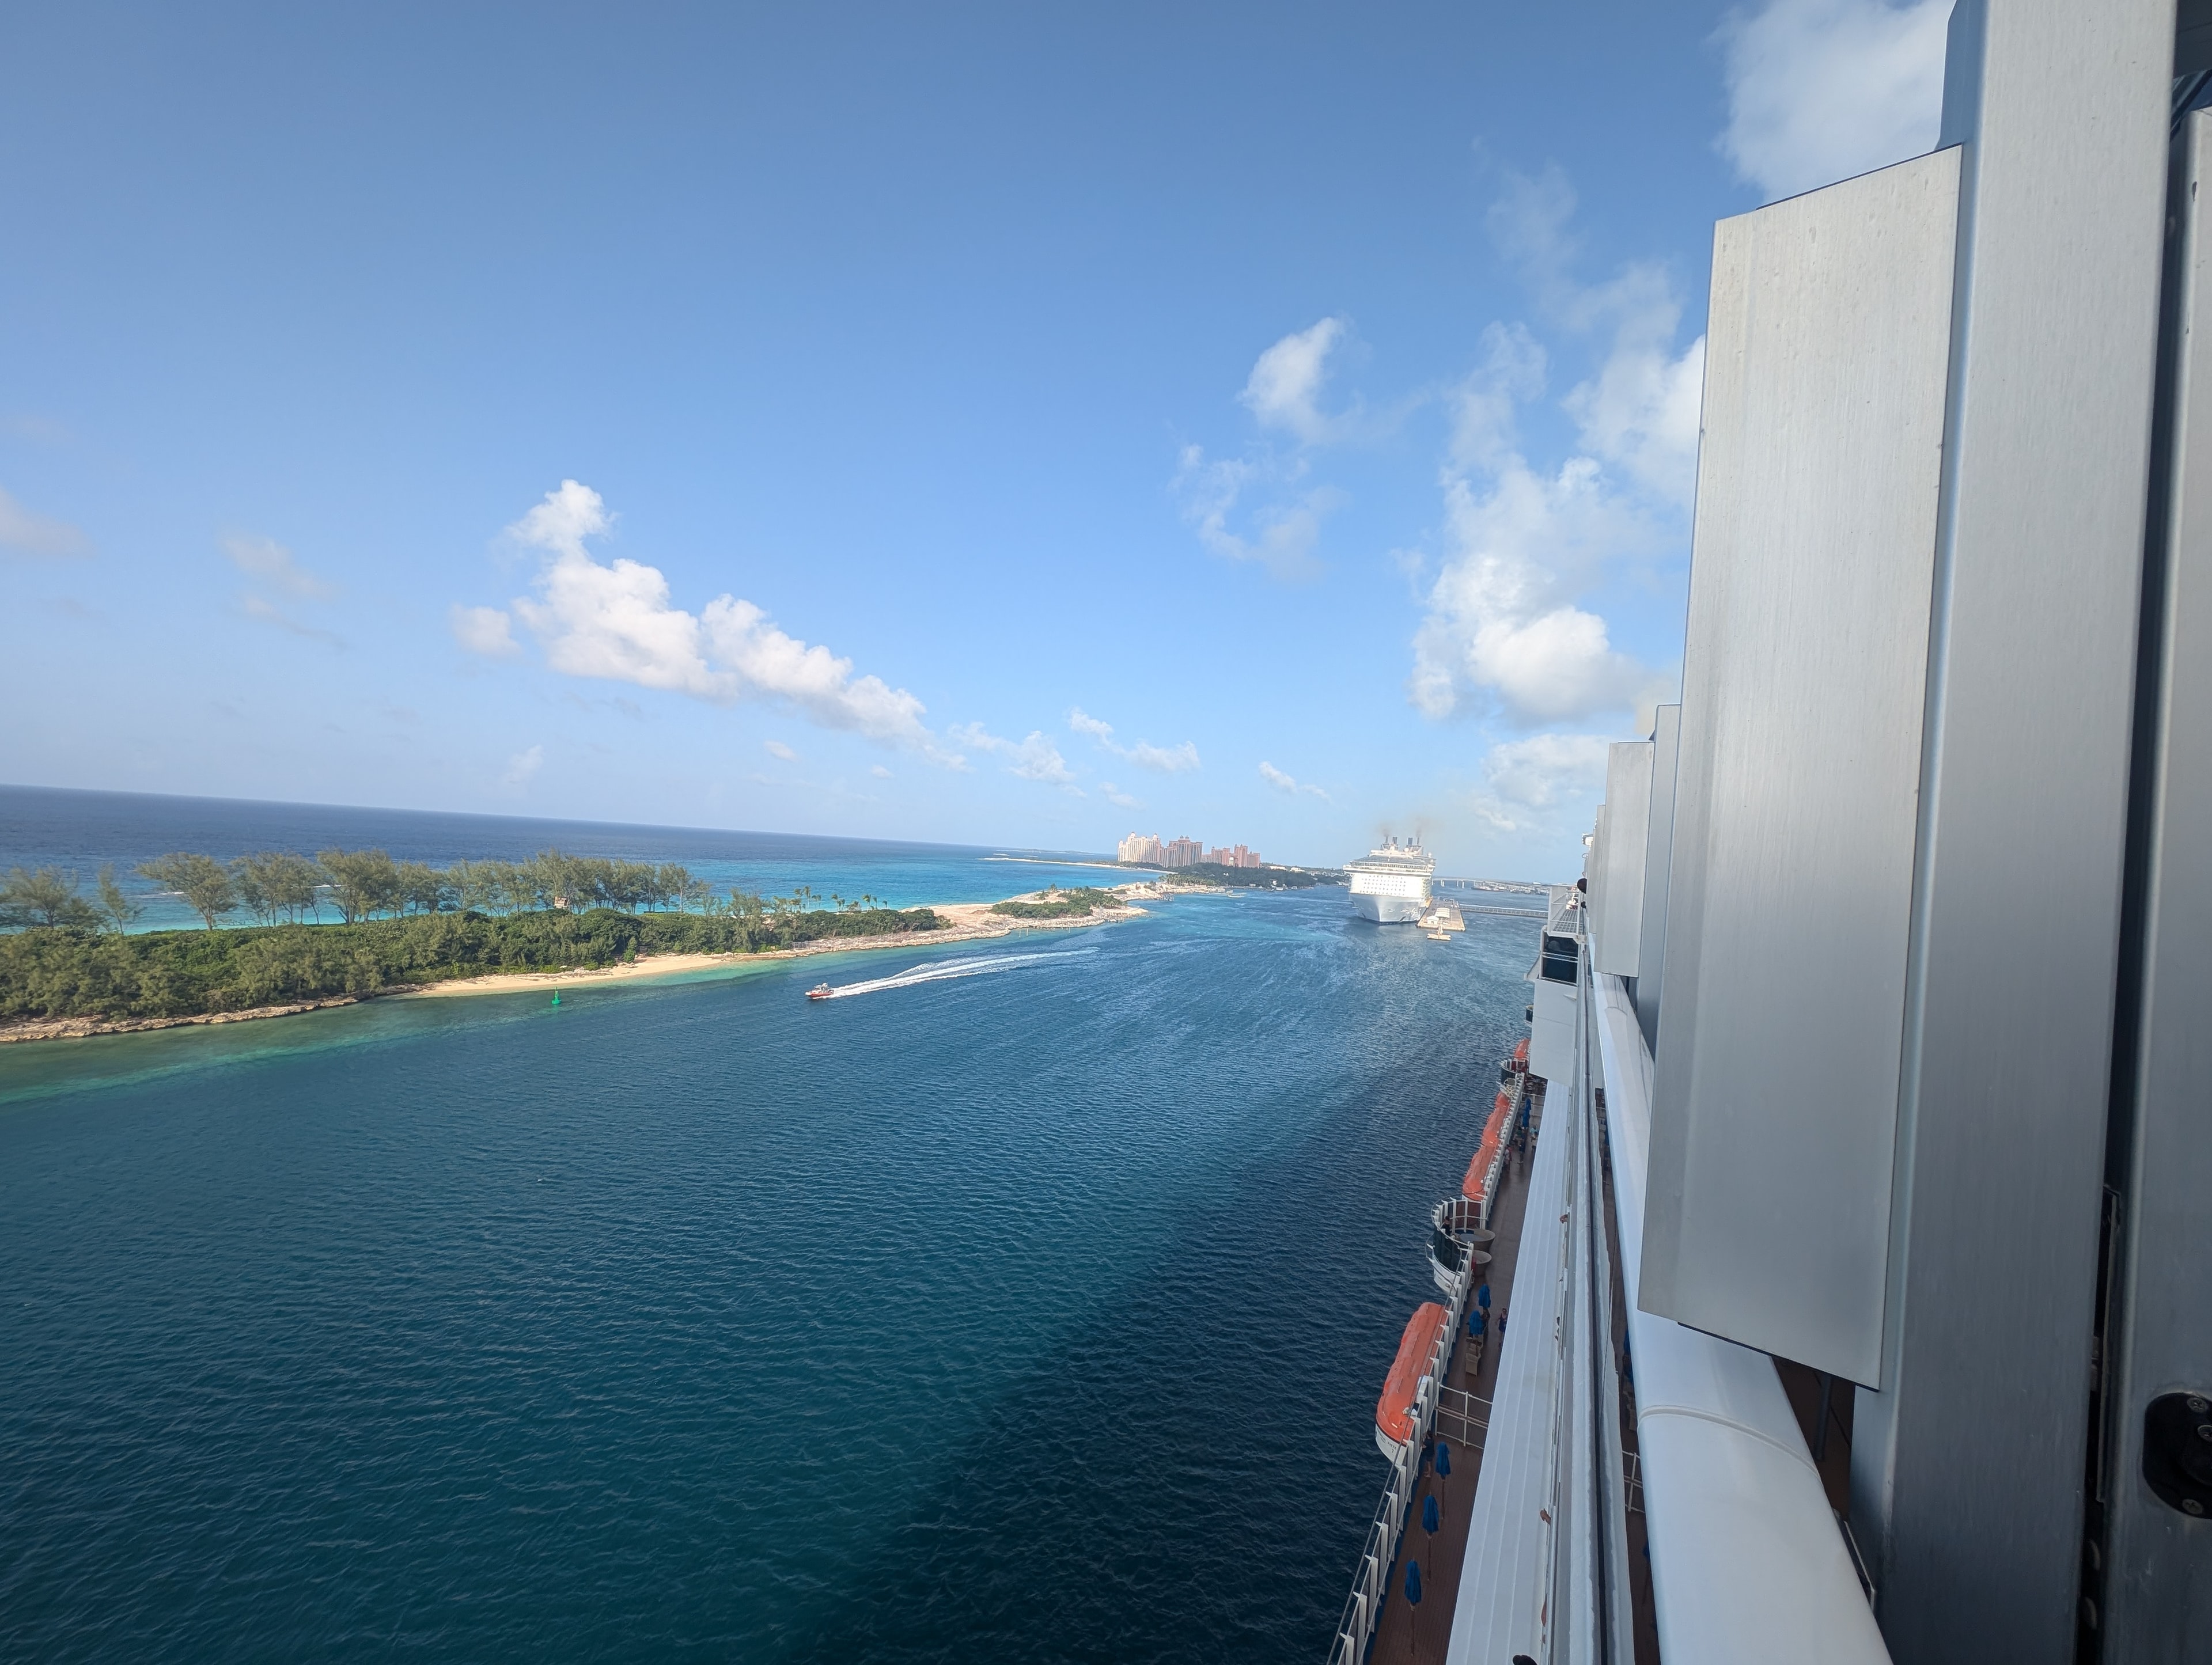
(1367, 1097, 1538, 1665)
(1364, 1081, 1662, 1665)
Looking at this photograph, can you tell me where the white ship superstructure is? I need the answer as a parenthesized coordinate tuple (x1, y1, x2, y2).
(1344, 838, 1434, 924)
(1327, 7, 2212, 1661)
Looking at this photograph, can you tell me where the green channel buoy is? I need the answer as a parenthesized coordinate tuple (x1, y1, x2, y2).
(551, 993, 560, 1006)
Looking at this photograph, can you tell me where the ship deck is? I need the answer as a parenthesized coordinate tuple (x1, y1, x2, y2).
(1365, 1082, 1662, 1665)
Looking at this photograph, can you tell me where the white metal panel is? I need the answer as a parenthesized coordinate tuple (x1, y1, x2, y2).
(1856, 5, 2175, 1657)
(1593, 974, 1891, 1665)
(1593, 741, 1653, 977)
(1643, 146, 1961, 1386)
(1527, 974, 1577, 1084)
(2102, 106, 2212, 1661)
(1635, 705, 1681, 1053)
(1584, 802, 1611, 965)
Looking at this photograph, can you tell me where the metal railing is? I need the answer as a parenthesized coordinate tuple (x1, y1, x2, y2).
(1327, 1179, 1486, 1664)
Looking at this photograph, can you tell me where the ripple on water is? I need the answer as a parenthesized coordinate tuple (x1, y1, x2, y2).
(0, 891, 1540, 1663)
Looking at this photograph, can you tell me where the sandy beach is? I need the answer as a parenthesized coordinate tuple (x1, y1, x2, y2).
(402, 896, 1137, 1001)
(0, 893, 1145, 1044)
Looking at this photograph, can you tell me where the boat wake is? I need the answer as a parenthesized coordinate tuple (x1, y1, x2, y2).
(810, 950, 1074, 1000)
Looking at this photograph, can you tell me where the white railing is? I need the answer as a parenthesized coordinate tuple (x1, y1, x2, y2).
(1328, 1174, 1487, 1665)
(1589, 972, 1892, 1664)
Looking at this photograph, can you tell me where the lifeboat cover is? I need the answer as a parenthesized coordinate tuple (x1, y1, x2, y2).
(1375, 1302, 1450, 1448)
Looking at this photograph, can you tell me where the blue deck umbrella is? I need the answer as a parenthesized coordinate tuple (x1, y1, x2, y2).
(1434, 1438, 1452, 1504)
(1422, 1492, 1440, 1535)
(1404, 1558, 1423, 1607)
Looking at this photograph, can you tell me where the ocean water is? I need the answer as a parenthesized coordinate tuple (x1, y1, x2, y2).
(0, 786, 1142, 932)
(0, 797, 1543, 1663)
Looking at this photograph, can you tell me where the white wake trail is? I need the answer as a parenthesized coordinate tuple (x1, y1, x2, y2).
(813, 950, 1070, 1000)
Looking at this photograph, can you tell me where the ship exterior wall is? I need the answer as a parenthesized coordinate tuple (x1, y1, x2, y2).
(1350, 892, 1424, 924)
(1592, 742, 1652, 978)
(1633, 705, 1680, 1054)
(2083, 99, 2212, 1663)
(1643, 144, 1961, 1387)
(1853, 3, 2175, 1662)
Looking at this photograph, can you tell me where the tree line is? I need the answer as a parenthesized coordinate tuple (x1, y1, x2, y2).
(0, 850, 901, 934)
(0, 900, 947, 1025)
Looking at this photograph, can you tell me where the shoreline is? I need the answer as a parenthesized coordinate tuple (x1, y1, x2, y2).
(0, 895, 1143, 1045)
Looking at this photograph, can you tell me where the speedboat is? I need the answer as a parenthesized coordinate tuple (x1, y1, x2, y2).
(805, 983, 833, 1001)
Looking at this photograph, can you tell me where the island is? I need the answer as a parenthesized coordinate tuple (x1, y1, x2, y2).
(0, 854, 1144, 1044)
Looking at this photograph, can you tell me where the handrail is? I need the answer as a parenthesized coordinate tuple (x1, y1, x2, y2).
(1589, 971, 1892, 1664)
(1328, 1135, 1487, 1664)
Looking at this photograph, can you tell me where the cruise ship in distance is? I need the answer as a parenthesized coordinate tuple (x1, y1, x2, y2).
(1344, 837, 1434, 924)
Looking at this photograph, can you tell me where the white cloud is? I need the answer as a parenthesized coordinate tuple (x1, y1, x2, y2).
(240, 592, 343, 646)
(507, 476, 610, 562)
(1173, 446, 1336, 582)
(1129, 739, 1200, 773)
(1240, 317, 1353, 444)
(871, 764, 893, 779)
(1410, 181, 1690, 729)
(452, 604, 520, 658)
(1564, 322, 1705, 510)
(1069, 707, 1203, 774)
(1259, 760, 1330, 801)
(487, 480, 955, 763)
(1101, 781, 1143, 809)
(1717, 0, 1948, 203)
(0, 486, 90, 557)
(764, 739, 797, 760)
(1472, 733, 1612, 832)
(223, 534, 336, 600)
(949, 723, 1079, 788)
(501, 744, 544, 790)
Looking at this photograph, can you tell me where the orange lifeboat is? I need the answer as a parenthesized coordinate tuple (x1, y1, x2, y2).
(1375, 1302, 1450, 1460)
(1513, 1037, 1529, 1066)
(1460, 1091, 1516, 1207)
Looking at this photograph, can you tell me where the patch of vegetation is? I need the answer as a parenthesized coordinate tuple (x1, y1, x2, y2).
(0, 898, 944, 1024)
(1153, 863, 1337, 890)
(988, 886, 1126, 919)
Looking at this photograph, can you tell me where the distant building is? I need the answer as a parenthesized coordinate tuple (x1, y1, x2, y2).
(1118, 832, 1165, 865)
(1205, 843, 1262, 869)
(1163, 835, 1204, 868)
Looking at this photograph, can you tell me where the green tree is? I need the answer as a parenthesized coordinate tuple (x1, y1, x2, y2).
(317, 849, 402, 923)
(0, 866, 102, 931)
(231, 854, 282, 924)
(137, 853, 238, 930)
(395, 862, 451, 916)
(262, 852, 326, 922)
(96, 864, 142, 932)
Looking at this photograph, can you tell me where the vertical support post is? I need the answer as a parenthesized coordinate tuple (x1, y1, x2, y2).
(1853, 3, 2173, 1660)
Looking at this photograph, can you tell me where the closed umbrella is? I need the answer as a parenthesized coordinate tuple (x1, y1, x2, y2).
(1422, 1492, 1440, 1535)
(1434, 1437, 1452, 1506)
(1403, 1557, 1423, 1656)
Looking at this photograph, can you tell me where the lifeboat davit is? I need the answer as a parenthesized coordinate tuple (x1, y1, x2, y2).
(1374, 1302, 1450, 1462)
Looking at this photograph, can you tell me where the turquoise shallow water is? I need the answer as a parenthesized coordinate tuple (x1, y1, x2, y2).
(0, 822, 1540, 1663)
(0, 784, 1142, 932)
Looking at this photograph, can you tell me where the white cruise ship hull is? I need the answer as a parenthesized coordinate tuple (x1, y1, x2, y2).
(1351, 891, 1427, 924)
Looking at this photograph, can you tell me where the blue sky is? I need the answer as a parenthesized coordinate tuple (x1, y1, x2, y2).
(0, 1, 1948, 878)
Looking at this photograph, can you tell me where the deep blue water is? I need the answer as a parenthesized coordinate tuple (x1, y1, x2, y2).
(0, 786, 1142, 932)
(0, 798, 1541, 1663)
